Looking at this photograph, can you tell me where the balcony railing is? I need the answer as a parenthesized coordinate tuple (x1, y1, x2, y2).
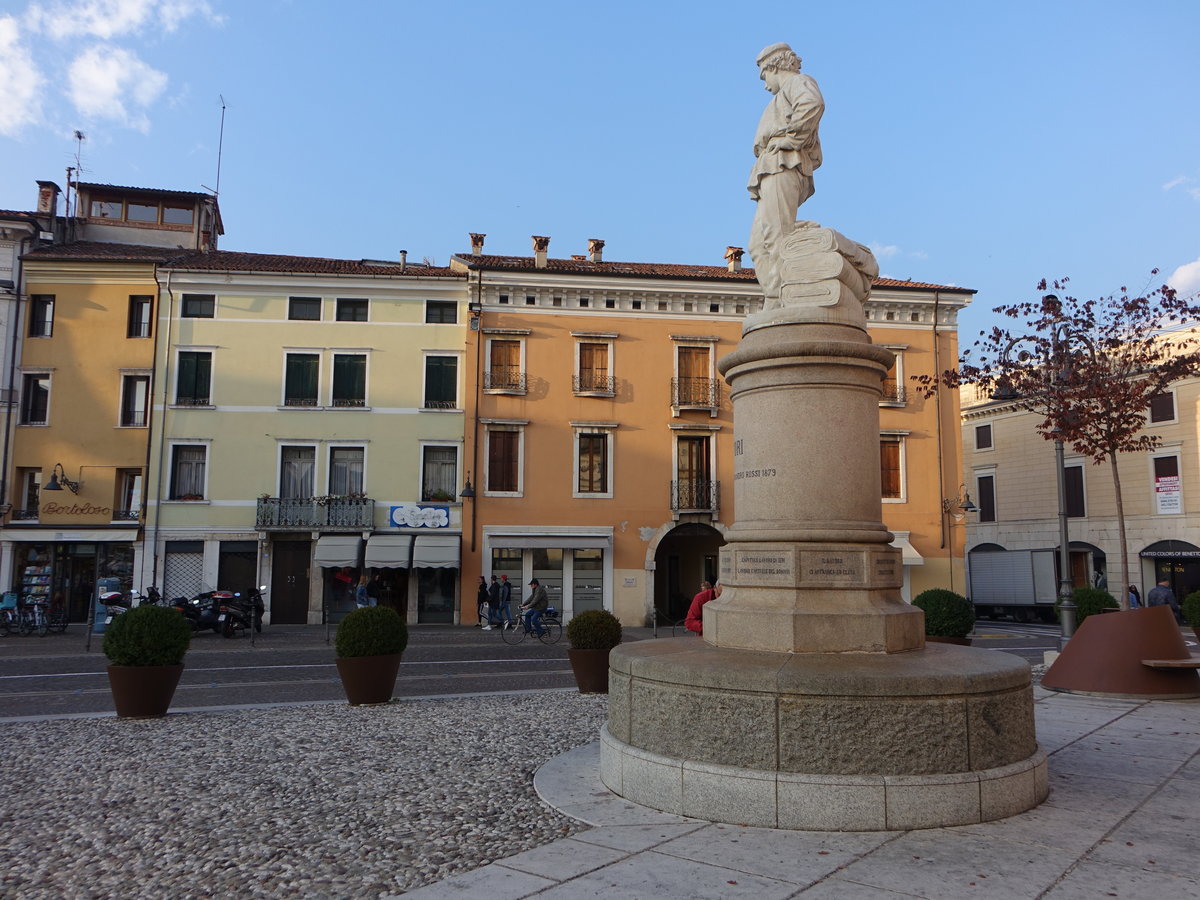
(573, 374, 615, 394)
(284, 397, 318, 407)
(256, 496, 375, 530)
(880, 381, 907, 404)
(112, 507, 141, 521)
(331, 397, 366, 408)
(174, 396, 211, 407)
(670, 480, 720, 515)
(484, 367, 527, 392)
(12, 507, 38, 520)
(671, 377, 719, 409)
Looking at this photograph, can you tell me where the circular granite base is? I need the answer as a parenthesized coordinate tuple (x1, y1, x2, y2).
(601, 639, 1048, 831)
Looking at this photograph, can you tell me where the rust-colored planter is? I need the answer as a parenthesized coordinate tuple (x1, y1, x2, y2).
(107, 664, 184, 718)
(568, 648, 612, 693)
(336, 653, 402, 705)
(925, 635, 971, 646)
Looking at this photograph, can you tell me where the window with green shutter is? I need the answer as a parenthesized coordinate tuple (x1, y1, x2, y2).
(285, 354, 319, 406)
(176, 352, 212, 405)
(332, 354, 366, 407)
(424, 356, 457, 409)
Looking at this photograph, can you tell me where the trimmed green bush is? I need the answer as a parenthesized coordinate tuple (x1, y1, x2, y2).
(336, 606, 408, 658)
(1058, 586, 1118, 626)
(1181, 591, 1200, 628)
(103, 604, 192, 667)
(913, 589, 975, 638)
(566, 609, 623, 650)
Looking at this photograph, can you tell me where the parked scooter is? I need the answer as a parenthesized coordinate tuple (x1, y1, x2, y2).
(172, 588, 226, 634)
(218, 585, 266, 638)
(99, 590, 131, 625)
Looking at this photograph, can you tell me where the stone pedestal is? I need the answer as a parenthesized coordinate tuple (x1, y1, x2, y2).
(602, 219, 1045, 830)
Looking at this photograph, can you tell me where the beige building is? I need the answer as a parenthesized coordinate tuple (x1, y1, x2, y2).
(962, 372, 1200, 620)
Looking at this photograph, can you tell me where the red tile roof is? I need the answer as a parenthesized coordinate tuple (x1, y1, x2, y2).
(0, 210, 39, 221)
(454, 254, 973, 293)
(23, 241, 185, 263)
(165, 249, 462, 278)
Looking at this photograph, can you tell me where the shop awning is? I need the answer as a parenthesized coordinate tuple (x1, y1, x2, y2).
(891, 535, 924, 566)
(487, 533, 612, 550)
(365, 534, 413, 569)
(313, 535, 362, 568)
(0, 528, 140, 542)
(412, 534, 460, 569)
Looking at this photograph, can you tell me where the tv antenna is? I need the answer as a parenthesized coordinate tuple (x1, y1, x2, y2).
(214, 95, 226, 198)
(66, 130, 86, 217)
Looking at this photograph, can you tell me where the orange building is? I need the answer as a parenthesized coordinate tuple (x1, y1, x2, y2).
(453, 236, 972, 625)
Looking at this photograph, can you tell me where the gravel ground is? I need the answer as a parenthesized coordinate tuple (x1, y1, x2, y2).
(0, 693, 609, 899)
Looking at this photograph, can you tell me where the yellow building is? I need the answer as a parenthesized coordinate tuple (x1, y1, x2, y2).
(1, 182, 219, 621)
(453, 236, 972, 625)
(144, 250, 469, 624)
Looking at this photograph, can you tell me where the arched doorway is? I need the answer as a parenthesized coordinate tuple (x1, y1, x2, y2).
(654, 523, 725, 622)
(1139, 539, 1200, 605)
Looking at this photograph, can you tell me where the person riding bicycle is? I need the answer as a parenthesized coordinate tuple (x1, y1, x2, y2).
(520, 578, 549, 636)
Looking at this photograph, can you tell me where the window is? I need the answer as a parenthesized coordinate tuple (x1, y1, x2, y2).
(20, 374, 49, 424)
(15, 468, 40, 518)
(880, 438, 903, 500)
(29, 295, 53, 337)
(576, 433, 610, 496)
(127, 202, 158, 222)
(880, 351, 905, 404)
(1149, 392, 1176, 424)
(425, 300, 457, 323)
(1065, 465, 1086, 518)
(421, 446, 458, 501)
(486, 428, 521, 494)
(1153, 454, 1182, 514)
(175, 351, 212, 405)
(329, 447, 364, 495)
(674, 345, 716, 408)
(575, 342, 613, 394)
(675, 435, 715, 511)
(976, 473, 996, 523)
(120, 375, 150, 427)
(116, 469, 142, 519)
(424, 356, 458, 409)
(284, 353, 319, 406)
(485, 339, 524, 392)
(162, 206, 193, 225)
(181, 294, 214, 318)
(331, 354, 366, 407)
(336, 298, 368, 321)
(280, 446, 315, 499)
(128, 295, 152, 338)
(975, 424, 993, 451)
(169, 445, 207, 500)
(289, 297, 321, 321)
(90, 199, 122, 218)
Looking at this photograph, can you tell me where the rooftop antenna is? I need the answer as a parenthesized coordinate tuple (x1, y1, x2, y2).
(67, 130, 85, 217)
(214, 95, 226, 198)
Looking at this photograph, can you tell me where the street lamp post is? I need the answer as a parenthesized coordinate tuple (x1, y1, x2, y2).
(996, 295, 1094, 648)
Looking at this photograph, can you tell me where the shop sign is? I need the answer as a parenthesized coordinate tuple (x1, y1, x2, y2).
(1155, 474, 1181, 514)
(389, 504, 449, 528)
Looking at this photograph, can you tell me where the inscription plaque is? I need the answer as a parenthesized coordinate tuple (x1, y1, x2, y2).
(733, 549, 796, 586)
(799, 550, 866, 586)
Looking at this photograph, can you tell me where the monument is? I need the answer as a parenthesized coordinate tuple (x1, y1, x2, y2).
(600, 44, 1047, 830)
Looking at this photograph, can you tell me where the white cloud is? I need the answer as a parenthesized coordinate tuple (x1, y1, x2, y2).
(1169, 258, 1200, 299)
(68, 44, 167, 131)
(1163, 175, 1187, 191)
(27, 0, 220, 40)
(0, 15, 45, 136)
(870, 243, 900, 259)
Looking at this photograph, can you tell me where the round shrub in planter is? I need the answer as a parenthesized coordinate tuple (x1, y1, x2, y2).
(912, 589, 975, 643)
(1058, 586, 1118, 627)
(566, 609, 623, 694)
(103, 604, 192, 717)
(1182, 591, 1200, 641)
(335, 606, 408, 705)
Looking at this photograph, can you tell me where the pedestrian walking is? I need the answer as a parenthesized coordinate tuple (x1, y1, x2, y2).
(1146, 577, 1182, 622)
(497, 574, 515, 629)
(1128, 584, 1141, 609)
(475, 576, 488, 627)
(483, 575, 501, 630)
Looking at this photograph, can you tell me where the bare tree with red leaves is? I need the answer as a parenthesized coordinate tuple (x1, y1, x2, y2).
(916, 274, 1200, 608)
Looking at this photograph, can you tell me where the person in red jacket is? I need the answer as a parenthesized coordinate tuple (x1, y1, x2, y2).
(684, 581, 722, 635)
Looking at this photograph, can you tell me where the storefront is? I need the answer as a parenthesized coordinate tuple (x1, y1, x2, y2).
(1140, 540, 1200, 603)
(482, 528, 612, 619)
(3, 528, 140, 622)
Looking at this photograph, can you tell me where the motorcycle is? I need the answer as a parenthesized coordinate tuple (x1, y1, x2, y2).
(172, 588, 226, 634)
(218, 585, 266, 638)
(99, 590, 131, 625)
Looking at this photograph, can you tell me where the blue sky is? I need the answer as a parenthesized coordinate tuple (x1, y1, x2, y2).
(2, 0, 1198, 341)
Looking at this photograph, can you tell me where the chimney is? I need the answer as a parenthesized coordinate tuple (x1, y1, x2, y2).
(399, 250, 408, 271)
(725, 246, 745, 273)
(36, 181, 60, 217)
(588, 238, 605, 263)
(532, 235, 550, 269)
(469, 232, 486, 256)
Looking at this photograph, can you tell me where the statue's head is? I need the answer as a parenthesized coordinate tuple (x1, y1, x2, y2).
(756, 42, 801, 76)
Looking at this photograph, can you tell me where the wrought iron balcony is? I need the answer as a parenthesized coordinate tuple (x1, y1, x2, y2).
(330, 397, 366, 408)
(670, 480, 720, 515)
(484, 367, 527, 392)
(12, 507, 38, 520)
(174, 396, 211, 407)
(573, 373, 615, 395)
(671, 377, 719, 409)
(112, 507, 141, 521)
(880, 381, 907, 404)
(256, 496, 375, 531)
(284, 397, 318, 407)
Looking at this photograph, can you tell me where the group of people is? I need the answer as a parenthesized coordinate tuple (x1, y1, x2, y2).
(475, 574, 550, 636)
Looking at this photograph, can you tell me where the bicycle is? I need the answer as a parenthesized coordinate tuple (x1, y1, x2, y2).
(18, 597, 50, 637)
(500, 606, 562, 644)
(0, 593, 18, 636)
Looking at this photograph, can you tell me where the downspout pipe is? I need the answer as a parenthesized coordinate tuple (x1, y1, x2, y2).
(150, 269, 175, 588)
(0, 234, 32, 510)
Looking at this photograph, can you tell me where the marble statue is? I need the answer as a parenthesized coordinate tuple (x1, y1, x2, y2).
(747, 42, 824, 303)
